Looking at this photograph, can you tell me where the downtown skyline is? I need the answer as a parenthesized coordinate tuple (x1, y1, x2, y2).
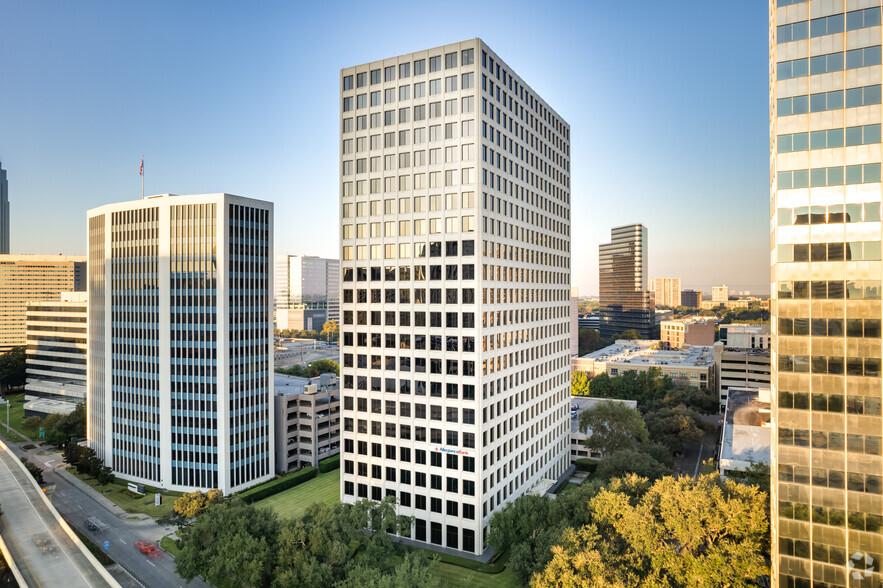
(0, 1, 770, 294)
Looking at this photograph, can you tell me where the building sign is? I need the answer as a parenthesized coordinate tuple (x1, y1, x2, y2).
(433, 446, 469, 456)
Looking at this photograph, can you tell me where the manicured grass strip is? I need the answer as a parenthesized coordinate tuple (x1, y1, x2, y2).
(0, 393, 30, 441)
(160, 536, 181, 557)
(70, 469, 182, 517)
(256, 469, 340, 520)
(432, 561, 517, 588)
(238, 466, 318, 503)
(71, 526, 116, 567)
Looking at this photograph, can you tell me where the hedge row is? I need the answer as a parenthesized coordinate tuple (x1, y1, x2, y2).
(318, 454, 340, 473)
(238, 466, 318, 503)
(575, 458, 599, 473)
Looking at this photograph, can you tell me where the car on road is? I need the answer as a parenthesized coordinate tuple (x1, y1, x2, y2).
(134, 539, 160, 558)
(85, 517, 107, 533)
(32, 533, 58, 557)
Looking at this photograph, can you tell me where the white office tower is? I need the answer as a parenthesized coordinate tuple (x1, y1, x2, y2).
(87, 193, 274, 494)
(338, 39, 571, 555)
(0, 162, 8, 254)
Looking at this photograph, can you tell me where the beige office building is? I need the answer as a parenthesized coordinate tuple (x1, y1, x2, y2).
(572, 339, 715, 389)
(339, 39, 572, 555)
(712, 285, 729, 303)
(650, 277, 682, 308)
(0, 255, 86, 350)
(274, 374, 341, 472)
(772, 2, 883, 585)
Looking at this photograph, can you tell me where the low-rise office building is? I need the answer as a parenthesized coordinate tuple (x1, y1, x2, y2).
(718, 387, 770, 479)
(274, 373, 340, 472)
(660, 316, 715, 349)
(719, 324, 770, 350)
(572, 339, 715, 389)
(714, 343, 771, 410)
(24, 292, 87, 417)
(570, 396, 638, 462)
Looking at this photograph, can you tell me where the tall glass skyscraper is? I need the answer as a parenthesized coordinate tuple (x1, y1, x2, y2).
(87, 193, 274, 494)
(771, 2, 883, 585)
(338, 39, 571, 555)
(274, 254, 340, 329)
(599, 224, 654, 339)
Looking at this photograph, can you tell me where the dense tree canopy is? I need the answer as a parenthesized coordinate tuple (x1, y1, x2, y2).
(578, 401, 648, 457)
(531, 474, 769, 588)
(0, 347, 26, 389)
(571, 370, 591, 396)
(644, 405, 714, 455)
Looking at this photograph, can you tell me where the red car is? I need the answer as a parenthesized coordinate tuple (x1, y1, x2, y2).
(134, 540, 159, 558)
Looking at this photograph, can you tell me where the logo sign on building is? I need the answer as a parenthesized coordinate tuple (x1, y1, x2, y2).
(155, 493, 161, 507)
(433, 446, 469, 456)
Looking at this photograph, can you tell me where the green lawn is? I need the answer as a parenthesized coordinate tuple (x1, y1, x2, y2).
(0, 393, 32, 442)
(160, 536, 181, 557)
(433, 561, 516, 588)
(70, 469, 182, 517)
(256, 468, 340, 519)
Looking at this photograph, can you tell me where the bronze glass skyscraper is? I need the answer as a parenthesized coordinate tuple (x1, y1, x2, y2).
(598, 224, 654, 339)
(771, 1, 883, 585)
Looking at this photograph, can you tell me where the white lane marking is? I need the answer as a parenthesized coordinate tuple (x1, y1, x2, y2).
(60, 491, 66, 496)
(119, 538, 126, 544)
(77, 504, 83, 509)
(146, 560, 156, 567)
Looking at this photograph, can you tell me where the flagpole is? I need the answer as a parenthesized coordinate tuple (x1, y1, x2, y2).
(141, 155, 144, 199)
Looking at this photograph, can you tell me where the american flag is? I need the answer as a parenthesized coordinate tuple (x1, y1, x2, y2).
(139, 159, 143, 176)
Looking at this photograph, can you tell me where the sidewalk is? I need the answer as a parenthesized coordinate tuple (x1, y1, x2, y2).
(56, 467, 130, 518)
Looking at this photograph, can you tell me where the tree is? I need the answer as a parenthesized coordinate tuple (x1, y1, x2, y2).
(304, 359, 339, 378)
(571, 370, 591, 396)
(0, 347, 26, 390)
(174, 489, 224, 519)
(532, 474, 769, 587)
(739, 462, 771, 496)
(578, 400, 648, 457)
(87, 455, 103, 478)
(578, 328, 602, 356)
(96, 466, 115, 486)
(644, 405, 714, 455)
(63, 442, 84, 466)
(337, 552, 442, 588)
(23, 415, 43, 437)
(176, 498, 280, 588)
(615, 329, 641, 340)
(595, 450, 673, 482)
(320, 319, 339, 343)
(662, 386, 719, 415)
(20, 457, 44, 485)
(74, 446, 98, 474)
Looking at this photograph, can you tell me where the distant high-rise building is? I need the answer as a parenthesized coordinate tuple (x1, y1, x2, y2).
(0, 254, 85, 350)
(711, 285, 729, 303)
(88, 193, 274, 494)
(24, 292, 87, 417)
(599, 224, 654, 339)
(571, 287, 579, 356)
(681, 289, 702, 308)
(274, 255, 339, 330)
(0, 162, 8, 254)
(339, 40, 572, 555)
(650, 277, 682, 307)
(771, 3, 883, 585)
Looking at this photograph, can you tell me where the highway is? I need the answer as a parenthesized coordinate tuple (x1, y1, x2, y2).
(8, 442, 210, 588)
(0, 442, 116, 588)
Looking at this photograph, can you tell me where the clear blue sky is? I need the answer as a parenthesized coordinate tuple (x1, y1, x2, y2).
(0, 0, 769, 295)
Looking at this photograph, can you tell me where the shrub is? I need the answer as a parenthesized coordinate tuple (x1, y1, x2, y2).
(238, 467, 317, 503)
(574, 459, 598, 473)
(318, 454, 340, 473)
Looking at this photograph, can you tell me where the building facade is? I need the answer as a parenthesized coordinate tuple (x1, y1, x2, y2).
(771, 2, 883, 585)
(274, 255, 340, 329)
(274, 373, 340, 472)
(24, 292, 87, 417)
(87, 193, 274, 494)
(718, 387, 771, 479)
(714, 343, 771, 411)
(660, 316, 715, 349)
(681, 289, 703, 308)
(572, 339, 715, 389)
(650, 277, 682, 308)
(0, 162, 8, 254)
(0, 254, 86, 350)
(570, 287, 579, 356)
(599, 224, 654, 339)
(711, 285, 729, 303)
(338, 39, 572, 555)
(720, 323, 771, 349)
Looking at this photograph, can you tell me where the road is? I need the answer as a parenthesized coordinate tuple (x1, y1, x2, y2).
(9, 442, 210, 588)
(275, 341, 339, 368)
(0, 442, 115, 588)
